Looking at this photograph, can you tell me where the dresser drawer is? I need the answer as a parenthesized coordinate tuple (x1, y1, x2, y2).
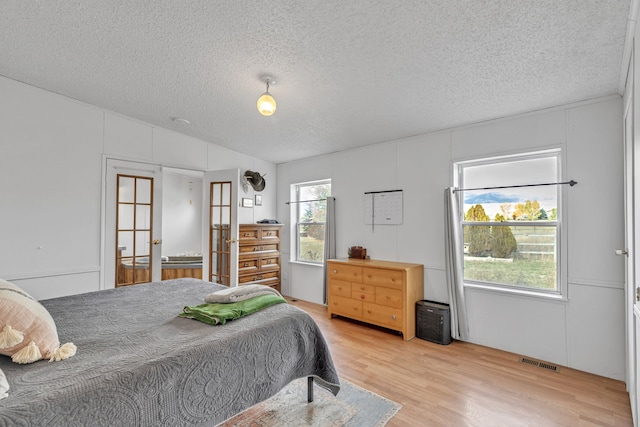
(239, 243, 279, 254)
(375, 287, 403, 308)
(363, 267, 403, 290)
(260, 256, 280, 270)
(239, 227, 260, 241)
(260, 227, 281, 241)
(239, 257, 259, 273)
(351, 290, 375, 303)
(329, 280, 351, 297)
(363, 302, 403, 329)
(328, 263, 362, 282)
(239, 270, 279, 283)
(329, 295, 362, 317)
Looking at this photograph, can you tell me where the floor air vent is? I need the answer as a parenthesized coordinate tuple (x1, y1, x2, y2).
(520, 357, 559, 372)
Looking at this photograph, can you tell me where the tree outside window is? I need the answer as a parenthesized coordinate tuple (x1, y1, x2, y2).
(458, 151, 561, 293)
(294, 181, 331, 263)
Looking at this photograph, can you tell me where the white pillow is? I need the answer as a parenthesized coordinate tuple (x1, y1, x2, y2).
(0, 368, 8, 399)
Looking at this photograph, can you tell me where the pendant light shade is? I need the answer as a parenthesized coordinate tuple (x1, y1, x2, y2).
(257, 76, 276, 116)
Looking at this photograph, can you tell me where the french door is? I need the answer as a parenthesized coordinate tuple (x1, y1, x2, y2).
(104, 159, 163, 288)
(203, 169, 240, 287)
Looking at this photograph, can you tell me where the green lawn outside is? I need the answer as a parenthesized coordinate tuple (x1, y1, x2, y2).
(299, 236, 325, 262)
(464, 257, 556, 290)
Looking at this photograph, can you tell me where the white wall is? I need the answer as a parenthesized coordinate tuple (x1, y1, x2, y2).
(277, 96, 625, 380)
(0, 76, 277, 298)
(162, 171, 203, 257)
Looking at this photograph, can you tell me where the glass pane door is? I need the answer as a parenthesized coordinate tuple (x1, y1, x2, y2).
(116, 174, 154, 287)
(209, 181, 232, 285)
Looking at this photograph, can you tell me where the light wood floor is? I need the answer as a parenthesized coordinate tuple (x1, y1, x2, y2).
(287, 297, 633, 426)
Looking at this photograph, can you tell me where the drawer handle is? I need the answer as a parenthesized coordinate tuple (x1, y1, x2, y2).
(244, 232, 251, 237)
(360, 294, 365, 299)
(256, 275, 264, 280)
(367, 310, 372, 314)
(267, 232, 272, 236)
(333, 269, 337, 274)
(244, 262, 250, 267)
(391, 315, 396, 320)
(360, 286, 365, 291)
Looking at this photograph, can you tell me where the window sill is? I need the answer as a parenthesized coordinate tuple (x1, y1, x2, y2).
(464, 282, 568, 303)
(289, 260, 324, 268)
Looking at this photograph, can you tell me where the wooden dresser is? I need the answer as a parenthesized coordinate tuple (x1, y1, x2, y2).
(327, 258, 424, 340)
(238, 224, 283, 292)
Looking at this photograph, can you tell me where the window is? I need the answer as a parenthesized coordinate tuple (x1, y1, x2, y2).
(457, 150, 562, 295)
(292, 180, 331, 263)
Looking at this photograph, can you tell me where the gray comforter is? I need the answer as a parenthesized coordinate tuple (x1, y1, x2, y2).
(0, 278, 340, 426)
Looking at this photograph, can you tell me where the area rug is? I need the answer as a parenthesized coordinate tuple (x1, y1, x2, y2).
(217, 377, 401, 426)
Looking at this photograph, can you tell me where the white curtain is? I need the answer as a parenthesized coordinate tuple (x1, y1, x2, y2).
(323, 196, 336, 305)
(444, 188, 469, 340)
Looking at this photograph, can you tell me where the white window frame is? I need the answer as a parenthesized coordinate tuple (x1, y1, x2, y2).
(290, 179, 331, 265)
(455, 149, 567, 300)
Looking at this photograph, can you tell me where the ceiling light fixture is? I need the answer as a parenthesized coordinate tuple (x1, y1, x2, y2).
(257, 75, 276, 116)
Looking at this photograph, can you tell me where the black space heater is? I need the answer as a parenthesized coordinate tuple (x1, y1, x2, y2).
(416, 300, 452, 345)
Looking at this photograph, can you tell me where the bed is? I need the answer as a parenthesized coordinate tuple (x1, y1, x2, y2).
(0, 278, 340, 426)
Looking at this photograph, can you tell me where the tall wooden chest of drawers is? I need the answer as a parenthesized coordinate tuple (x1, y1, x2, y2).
(327, 258, 424, 340)
(238, 224, 283, 292)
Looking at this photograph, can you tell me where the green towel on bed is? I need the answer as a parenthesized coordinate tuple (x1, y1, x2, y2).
(179, 294, 287, 325)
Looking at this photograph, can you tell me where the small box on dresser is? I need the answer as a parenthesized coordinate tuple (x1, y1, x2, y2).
(327, 258, 424, 340)
(238, 224, 283, 292)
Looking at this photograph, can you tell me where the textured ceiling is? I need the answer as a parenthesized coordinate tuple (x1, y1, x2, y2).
(0, 1, 631, 164)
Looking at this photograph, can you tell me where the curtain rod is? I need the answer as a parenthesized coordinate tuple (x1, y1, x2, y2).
(453, 180, 577, 193)
(364, 189, 402, 194)
(286, 198, 327, 205)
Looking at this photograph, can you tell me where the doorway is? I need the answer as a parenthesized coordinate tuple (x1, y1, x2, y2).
(161, 167, 204, 281)
(103, 159, 240, 289)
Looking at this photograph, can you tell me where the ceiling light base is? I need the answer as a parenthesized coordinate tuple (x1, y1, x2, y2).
(260, 74, 276, 85)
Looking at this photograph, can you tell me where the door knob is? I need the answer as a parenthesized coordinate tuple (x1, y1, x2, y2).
(615, 249, 629, 256)
(226, 238, 237, 243)
(152, 239, 162, 245)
